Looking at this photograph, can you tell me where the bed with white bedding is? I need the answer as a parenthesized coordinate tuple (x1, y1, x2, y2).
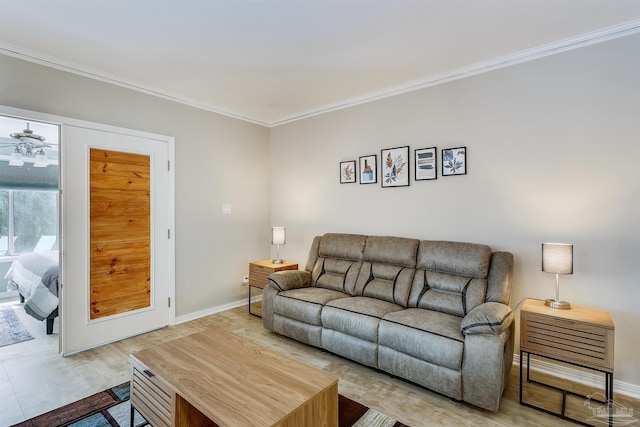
(4, 250, 59, 334)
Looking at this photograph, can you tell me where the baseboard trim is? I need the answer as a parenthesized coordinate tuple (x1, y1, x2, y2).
(174, 298, 247, 324)
(513, 354, 640, 399)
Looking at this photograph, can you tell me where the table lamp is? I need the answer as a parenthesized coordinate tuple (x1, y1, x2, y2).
(542, 243, 573, 309)
(271, 227, 286, 264)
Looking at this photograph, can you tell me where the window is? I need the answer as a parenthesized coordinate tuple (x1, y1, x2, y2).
(0, 189, 58, 256)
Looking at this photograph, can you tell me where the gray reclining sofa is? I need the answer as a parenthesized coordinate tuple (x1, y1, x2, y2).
(262, 233, 514, 411)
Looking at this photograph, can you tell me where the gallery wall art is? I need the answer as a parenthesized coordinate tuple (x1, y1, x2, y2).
(340, 145, 467, 184)
(381, 146, 409, 188)
(359, 155, 377, 184)
(340, 160, 356, 183)
(414, 147, 437, 181)
(442, 147, 466, 176)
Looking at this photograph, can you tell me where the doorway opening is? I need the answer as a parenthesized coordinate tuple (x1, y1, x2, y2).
(0, 114, 60, 350)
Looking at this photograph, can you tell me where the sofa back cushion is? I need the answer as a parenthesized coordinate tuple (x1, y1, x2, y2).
(310, 233, 367, 294)
(408, 240, 492, 317)
(354, 236, 419, 307)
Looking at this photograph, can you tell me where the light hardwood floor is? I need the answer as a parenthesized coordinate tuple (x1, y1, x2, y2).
(1, 299, 638, 427)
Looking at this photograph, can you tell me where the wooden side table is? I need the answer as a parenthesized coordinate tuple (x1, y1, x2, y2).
(248, 260, 298, 317)
(519, 298, 614, 425)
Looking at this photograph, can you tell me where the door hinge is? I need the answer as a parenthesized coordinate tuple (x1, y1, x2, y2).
(168, 297, 171, 308)
(168, 160, 170, 171)
(168, 229, 171, 239)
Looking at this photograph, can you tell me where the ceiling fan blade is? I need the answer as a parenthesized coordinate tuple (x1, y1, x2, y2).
(0, 137, 55, 148)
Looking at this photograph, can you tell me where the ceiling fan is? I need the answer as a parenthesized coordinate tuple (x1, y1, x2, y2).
(0, 123, 53, 167)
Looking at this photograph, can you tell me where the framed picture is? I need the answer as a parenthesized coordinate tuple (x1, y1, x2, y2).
(442, 146, 466, 176)
(339, 160, 357, 183)
(359, 155, 377, 184)
(414, 147, 437, 181)
(381, 146, 409, 187)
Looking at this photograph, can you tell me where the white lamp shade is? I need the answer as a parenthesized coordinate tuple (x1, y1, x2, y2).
(542, 243, 573, 275)
(271, 227, 286, 245)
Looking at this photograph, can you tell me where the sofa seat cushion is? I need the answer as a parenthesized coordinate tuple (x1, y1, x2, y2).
(322, 296, 403, 342)
(379, 308, 464, 371)
(274, 288, 350, 326)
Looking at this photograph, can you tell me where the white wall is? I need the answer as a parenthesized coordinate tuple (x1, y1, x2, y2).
(269, 34, 640, 386)
(0, 54, 271, 316)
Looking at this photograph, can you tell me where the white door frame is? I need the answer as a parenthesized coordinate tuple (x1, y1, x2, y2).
(0, 105, 176, 355)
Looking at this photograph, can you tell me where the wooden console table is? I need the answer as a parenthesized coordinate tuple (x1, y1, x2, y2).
(130, 327, 338, 427)
(520, 298, 614, 426)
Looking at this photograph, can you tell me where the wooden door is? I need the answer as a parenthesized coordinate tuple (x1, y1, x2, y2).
(61, 124, 173, 355)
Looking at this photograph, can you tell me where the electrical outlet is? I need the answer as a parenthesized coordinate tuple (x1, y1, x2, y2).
(242, 275, 249, 285)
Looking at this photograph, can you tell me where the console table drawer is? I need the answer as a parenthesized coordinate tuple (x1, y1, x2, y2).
(249, 263, 273, 287)
(521, 311, 614, 372)
(131, 356, 175, 427)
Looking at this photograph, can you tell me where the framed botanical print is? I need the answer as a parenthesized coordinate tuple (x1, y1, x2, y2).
(381, 146, 409, 187)
(339, 160, 356, 183)
(414, 147, 437, 181)
(442, 146, 466, 176)
(359, 155, 377, 184)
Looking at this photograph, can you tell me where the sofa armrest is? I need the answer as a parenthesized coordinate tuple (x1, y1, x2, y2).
(461, 319, 514, 411)
(268, 270, 312, 291)
(461, 302, 513, 335)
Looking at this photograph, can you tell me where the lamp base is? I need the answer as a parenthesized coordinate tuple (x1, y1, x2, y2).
(272, 259, 283, 264)
(545, 299, 571, 310)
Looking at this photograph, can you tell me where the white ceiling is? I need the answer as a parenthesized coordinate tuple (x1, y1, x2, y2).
(1, 1, 640, 127)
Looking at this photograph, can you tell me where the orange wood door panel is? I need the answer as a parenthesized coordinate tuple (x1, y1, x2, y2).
(89, 148, 151, 320)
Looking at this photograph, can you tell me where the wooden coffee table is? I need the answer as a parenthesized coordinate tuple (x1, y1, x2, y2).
(130, 327, 338, 427)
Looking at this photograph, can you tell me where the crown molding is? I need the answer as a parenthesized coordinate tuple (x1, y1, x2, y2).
(2, 18, 640, 128)
(269, 19, 640, 127)
(0, 42, 270, 127)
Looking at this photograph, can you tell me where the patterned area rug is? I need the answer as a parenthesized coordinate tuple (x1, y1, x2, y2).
(13, 382, 408, 427)
(0, 305, 34, 347)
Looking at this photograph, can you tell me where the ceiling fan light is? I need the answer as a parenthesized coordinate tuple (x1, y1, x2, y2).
(33, 149, 49, 167)
(8, 149, 24, 167)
